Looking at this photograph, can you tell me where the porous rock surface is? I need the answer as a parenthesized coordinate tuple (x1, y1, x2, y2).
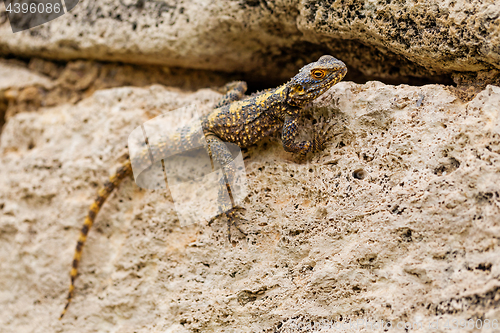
(1, 62, 499, 332)
(0, 0, 499, 82)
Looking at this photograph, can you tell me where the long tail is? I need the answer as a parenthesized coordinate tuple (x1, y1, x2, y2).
(60, 158, 132, 319)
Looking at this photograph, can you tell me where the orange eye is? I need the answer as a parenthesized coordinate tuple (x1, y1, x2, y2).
(311, 69, 325, 79)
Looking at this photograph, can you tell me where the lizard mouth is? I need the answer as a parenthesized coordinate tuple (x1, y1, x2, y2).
(327, 63, 347, 85)
(339, 66, 348, 78)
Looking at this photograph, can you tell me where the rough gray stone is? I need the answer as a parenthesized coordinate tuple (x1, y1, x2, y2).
(0, 62, 499, 332)
(0, 0, 498, 83)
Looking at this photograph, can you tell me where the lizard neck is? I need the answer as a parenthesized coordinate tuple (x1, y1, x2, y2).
(273, 85, 302, 120)
(250, 84, 291, 120)
(264, 85, 296, 120)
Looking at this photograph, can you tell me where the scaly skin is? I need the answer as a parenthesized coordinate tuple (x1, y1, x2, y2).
(60, 55, 347, 319)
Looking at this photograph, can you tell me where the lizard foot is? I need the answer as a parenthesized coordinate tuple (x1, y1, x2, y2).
(225, 207, 247, 242)
(208, 207, 247, 242)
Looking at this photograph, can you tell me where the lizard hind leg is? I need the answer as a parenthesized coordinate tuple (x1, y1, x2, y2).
(208, 176, 248, 242)
(205, 135, 247, 241)
(210, 185, 248, 242)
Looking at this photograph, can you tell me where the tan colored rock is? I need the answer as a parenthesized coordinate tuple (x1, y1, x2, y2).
(0, 0, 498, 82)
(0, 60, 52, 91)
(0, 63, 499, 332)
(0, 59, 230, 122)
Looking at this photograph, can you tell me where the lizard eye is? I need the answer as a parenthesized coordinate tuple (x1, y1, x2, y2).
(311, 69, 326, 80)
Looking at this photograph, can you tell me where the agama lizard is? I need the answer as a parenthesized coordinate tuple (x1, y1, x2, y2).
(60, 55, 347, 319)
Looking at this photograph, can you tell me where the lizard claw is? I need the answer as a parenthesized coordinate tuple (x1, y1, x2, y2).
(207, 207, 247, 242)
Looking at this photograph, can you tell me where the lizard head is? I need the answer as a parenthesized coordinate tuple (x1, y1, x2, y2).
(286, 55, 347, 107)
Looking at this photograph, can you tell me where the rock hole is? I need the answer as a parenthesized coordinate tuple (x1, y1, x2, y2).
(476, 263, 492, 272)
(476, 192, 494, 203)
(352, 168, 367, 179)
(399, 227, 413, 242)
(391, 205, 406, 215)
(0, 94, 6, 135)
(434, 157, 460, 175)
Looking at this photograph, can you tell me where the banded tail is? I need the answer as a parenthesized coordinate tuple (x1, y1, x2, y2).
(60, 158, 132, 319)
(60, 118, 210, 319)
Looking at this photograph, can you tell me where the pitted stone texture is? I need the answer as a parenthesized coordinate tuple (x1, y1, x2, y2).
(0, 76, 500, 331)
(0, 0, 499, 82)
(298, 0, 500, 75)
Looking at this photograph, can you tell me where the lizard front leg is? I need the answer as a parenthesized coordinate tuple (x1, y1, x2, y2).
(205, 134, 247, 241)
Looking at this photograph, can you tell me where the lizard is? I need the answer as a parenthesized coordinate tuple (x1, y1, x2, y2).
(60, 55, 347, 319)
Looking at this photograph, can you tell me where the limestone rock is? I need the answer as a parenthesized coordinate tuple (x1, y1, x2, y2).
(0, 62, 499, 332)
(0, 60, 53, 91)
(0, 58, 230, 123)
(0, 0, 498, 82)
